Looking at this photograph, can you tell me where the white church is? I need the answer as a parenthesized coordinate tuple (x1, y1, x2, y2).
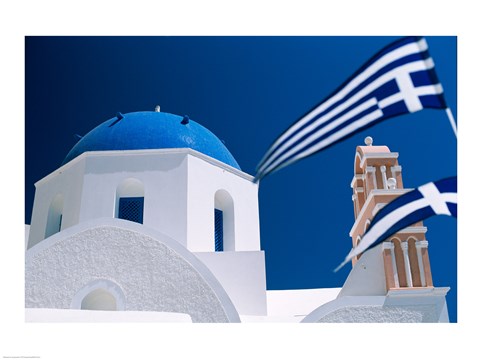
(25, 108, 450, 322)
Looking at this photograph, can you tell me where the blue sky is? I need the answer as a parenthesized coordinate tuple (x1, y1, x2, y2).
(25, 36, 457, 321)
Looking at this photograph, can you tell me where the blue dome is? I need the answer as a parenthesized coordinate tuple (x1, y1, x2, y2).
(63, 111, 241, 169)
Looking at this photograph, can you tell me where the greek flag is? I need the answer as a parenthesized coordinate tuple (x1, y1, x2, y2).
(334, 176, 457, 272)
(255, 37, 447, 182)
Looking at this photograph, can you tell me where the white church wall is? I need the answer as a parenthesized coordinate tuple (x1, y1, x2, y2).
(25, 218, 241, 323)
(186, 154, 260, 252)
(28, 158, 86, 248)
(78, 150, 189, 247)
(25, 225, 30, 249)
(385, 287, 450, 322)
(28, 149, 260, 253)
(194, 251, 267, 315)
(266, 288, 341, 317)
(302, 287, 450, 323)
(337, 245, 388, 297)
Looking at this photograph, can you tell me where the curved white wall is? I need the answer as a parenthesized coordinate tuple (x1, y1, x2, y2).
(25, 219, 240, 323)
(302, 289, 450, 323)
(72, 279, 126, 311)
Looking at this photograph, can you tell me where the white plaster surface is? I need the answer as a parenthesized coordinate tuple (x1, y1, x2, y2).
(25, 219, 240, 323)
(338, 245, 388, 297)
(187, 154, 260, 252)
(194, 251, 267, 315)
(79, 151, 190, 248)
(312, 304, 437, 322)
(25, 224, 30, 249)
(28, 157, 86, 248)
(302, 291, 449, 323)
(25, 308, 192, 322)
(267, 288, 341, 317)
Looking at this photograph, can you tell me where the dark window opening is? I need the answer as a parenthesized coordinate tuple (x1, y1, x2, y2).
(215, 209, 223, 252)
(118, 197, 144, 224)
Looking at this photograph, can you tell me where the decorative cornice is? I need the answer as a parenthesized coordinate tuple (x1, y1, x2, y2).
(360, 152, 399, 168)
(382, 242, 394, 250)
(35, 148, 254, 186)
(387, 287, 450, 297)
(416, 240, 429, 249)
(397, 227, 428, 235)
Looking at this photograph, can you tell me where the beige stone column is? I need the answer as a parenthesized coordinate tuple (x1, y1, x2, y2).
(401, 241, 413, 287)
(380, 165, 387, 189)
(415, 240, 428, 287)
(383, 242, 399, 289)
(418, 240, 433, 287)
(366, 166, 377, 194)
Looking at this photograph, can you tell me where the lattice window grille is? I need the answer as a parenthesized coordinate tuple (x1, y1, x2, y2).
(215, 209, 223, 252)
(118, 197, 144, 224)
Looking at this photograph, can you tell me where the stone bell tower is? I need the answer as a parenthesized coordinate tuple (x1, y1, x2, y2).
(349, 136, 434, 290)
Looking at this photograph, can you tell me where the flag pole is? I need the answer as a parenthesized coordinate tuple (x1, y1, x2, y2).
(445, 107, 457, 138)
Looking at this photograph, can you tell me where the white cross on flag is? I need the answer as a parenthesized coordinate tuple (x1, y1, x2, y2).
(255, 36, 448, 182)
(335, 176, 457, 272)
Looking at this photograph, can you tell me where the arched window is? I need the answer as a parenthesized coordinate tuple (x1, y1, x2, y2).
(71, 279, 126, 311)
(214, 190, 234, 251)
(408, 237, 422, 287)
(355, 235, 362, 261)
(364, 219, 371, 233)
(45, 194, 64, 238)
(393, 238, 407, 287)
(214, 208, 224, 251)
(81, 288, 117, 311)
(115, 178, 145, 224)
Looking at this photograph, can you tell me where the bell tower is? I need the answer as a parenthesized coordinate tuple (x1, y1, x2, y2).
(349, 137, 434, 290)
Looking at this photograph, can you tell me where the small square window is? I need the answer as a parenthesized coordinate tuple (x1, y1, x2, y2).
(118, 197, 144, 224)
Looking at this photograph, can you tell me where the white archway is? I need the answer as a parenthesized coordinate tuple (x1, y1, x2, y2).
(71, 279, 126, 311)
(214, 189, 235, 251)
(45, 193, 64, 239)
(81, 288, 117, 311)
(115, 178, 145, 223)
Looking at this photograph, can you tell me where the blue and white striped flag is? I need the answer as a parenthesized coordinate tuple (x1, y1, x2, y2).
(334, 176, 457, 272)
(255, 37, 447, 182)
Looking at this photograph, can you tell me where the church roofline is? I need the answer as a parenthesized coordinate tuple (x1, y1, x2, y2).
(35, 148, 254, 187)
